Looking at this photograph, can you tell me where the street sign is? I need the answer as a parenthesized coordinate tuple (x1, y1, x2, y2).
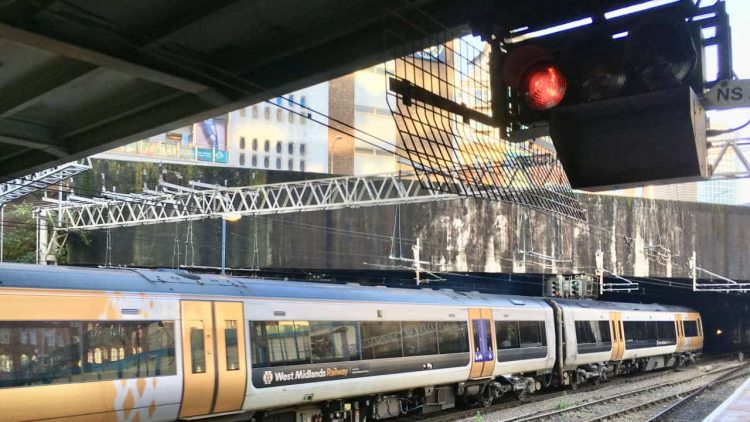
(705, 79, 750, 110)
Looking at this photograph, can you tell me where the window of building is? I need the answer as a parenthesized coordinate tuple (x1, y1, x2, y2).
(239, 153, 245, 166)
(276, 108, 282, 121)
(251, 155, 258, 167)
(0, 321, 176, 389)
(288, 112, 294, 123)
(361, 321, 402, 360)
(288, 143, 294, 154)
(300, 144, 306, 155)
(299, 160, 305, 172)
(252, 105, 259, 118)
(252, 138, 258, 150)
(402, 321, 438, 357)
(275, 97, 282, 105)
(264, 140, 270, 152)
(263, 157, 269, 168)
(275, 158, 281, 170)
(309, 321, 360, 363)
(264, 106, 271, 120)
(239, 137, 246, 150)
(288, 159, 294, 170)
(287, 94, 294, 106)
(276, 141, 282, 154)
(300, 95, 306, 108)
(239, 108, 246, 117)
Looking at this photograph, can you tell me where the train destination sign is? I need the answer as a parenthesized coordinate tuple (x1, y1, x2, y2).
(705, 79, 750, 110)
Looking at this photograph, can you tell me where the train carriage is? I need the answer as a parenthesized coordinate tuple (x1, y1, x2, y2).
(0, 263, 702, 422)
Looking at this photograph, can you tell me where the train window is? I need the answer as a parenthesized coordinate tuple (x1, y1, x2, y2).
(519, 321, 545, 348)
(361, 321, 402, 360)
(310, 321, 360, 363)
(656, 321, 676, 346)
(437, 321, 469, 354)
(623, 321, 659, 348)
(225, 320, 240, 371)
(496, 321, 520, 349)
(575, 321, 596, 344)
(575, 321, 610, 344)
(402, 321, 438, 357)
(84, 321, 176, 380)
(190, 325, 206, 374)
(683, 320, 698, 337)
(0, 321, 176, 389)
(250, 321, 311, 367)
(574, 321, 611, 355)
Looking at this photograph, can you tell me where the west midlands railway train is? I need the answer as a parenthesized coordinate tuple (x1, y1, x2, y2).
(0, 264, 703, 422)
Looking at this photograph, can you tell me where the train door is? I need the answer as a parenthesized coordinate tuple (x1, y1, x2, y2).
(609, 312, 624, 360)
(675, 314, 684, 352)
(468, 308, 496, 379)
(180, 301, 248, 418)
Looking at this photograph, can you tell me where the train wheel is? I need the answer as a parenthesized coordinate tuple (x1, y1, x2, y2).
(541, 373, 554, 388)
(570, 372, 580, 390)
(515, 387, 527, 401)
(480, 392, 493, 407)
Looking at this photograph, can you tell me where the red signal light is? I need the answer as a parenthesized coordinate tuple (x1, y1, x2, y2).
(524, 64, 566, 110)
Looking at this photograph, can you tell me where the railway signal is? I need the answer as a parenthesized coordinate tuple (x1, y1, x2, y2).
(571, 279, 581, 297)
(551, 277, 562, 297)
(474, 0, 733, 190)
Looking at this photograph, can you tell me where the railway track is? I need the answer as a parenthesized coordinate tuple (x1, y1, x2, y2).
(645, 368, 750, 421)
(506, 363, 748, 422)
(405, 357, 743, 422)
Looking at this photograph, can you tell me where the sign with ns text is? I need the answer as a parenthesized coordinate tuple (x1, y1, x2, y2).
(705, 79, 750, 110)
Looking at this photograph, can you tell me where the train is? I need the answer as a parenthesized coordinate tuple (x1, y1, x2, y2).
(0, 263, 703, 422)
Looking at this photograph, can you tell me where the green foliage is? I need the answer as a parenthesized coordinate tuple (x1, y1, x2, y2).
(475, 411, 482, 422)
(1, 203, 36, 263)
(556, 395, 572, 410)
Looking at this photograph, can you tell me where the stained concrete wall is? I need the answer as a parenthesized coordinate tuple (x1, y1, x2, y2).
(67, 162, 750, 280)
(256, 194, 750, 279)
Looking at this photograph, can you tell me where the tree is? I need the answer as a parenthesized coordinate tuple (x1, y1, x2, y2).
(2, 203, 36, 263)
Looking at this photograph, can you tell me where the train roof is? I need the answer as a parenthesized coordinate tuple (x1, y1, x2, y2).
(0, 263, 552, 308)
(0, 263, 695, 313)
(553, 297, 694, 313)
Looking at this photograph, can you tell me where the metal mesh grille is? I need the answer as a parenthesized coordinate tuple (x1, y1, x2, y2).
(386, 36, 586, 220)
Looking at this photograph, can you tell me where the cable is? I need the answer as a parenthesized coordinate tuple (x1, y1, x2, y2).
(707, 118, 750, 137)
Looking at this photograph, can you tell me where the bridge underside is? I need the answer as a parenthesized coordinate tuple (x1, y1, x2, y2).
(0, 0, 659, 182)
(0, 0, 490, 181)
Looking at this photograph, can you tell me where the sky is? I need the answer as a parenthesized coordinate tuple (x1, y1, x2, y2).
(709, 0, 750, 132)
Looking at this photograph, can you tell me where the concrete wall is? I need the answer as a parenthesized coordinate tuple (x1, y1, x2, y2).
(256, 194, 750, 280)
(66, 163, 750, 280)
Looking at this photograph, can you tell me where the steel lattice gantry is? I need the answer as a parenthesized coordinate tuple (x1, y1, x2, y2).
(0, 159, 91, 206)
(38, 173, 458, 231)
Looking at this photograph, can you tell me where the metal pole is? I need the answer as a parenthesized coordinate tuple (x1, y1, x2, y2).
(0, 205, 4, 263)
(35, 212, 40, 265)
(57, 181, 63, 227)
(221, 218, 227, 275)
